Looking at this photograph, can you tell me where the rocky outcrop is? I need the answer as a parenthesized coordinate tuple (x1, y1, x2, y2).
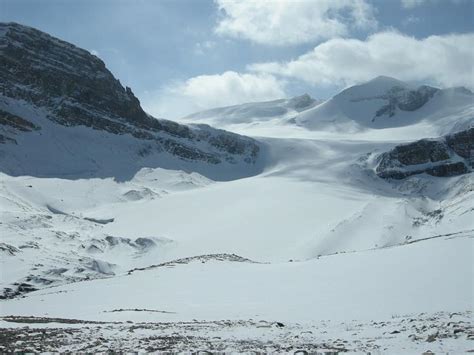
(0, 110, 40, 132)
(446, 128, 474, 161)
(287, 94, 318, 112)
(373, 85, 439, 119)
(376, 128, 473, 179)
(0, 22, 260, 170)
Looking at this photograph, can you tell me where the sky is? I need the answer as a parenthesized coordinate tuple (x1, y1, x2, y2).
(1, 0, 473, 119)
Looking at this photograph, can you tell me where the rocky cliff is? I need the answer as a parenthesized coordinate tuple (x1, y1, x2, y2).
(0, 23, 260, 179)
(376, 128, 473, 179)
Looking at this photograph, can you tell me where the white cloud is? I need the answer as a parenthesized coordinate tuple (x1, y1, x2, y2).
(214, 0, 377, 45)
(142, 71, 286, 119)
(249, 31, 474, 89)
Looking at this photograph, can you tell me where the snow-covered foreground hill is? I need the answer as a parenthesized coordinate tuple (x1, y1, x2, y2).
(1, 236, 471, 352)
(2, 233, 472, 323)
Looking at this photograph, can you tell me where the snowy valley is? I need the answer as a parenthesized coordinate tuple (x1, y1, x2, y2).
(0, 23, 473, 353)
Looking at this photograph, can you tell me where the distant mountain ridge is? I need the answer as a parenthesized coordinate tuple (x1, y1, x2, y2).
(184, 75, 473, 136)
(0, 22, 261, 180)
(184, 93, 321, 125)
(295, 76, 473, 132)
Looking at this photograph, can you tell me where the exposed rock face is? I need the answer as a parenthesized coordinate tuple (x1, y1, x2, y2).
(0, 22, 260, 171)
(387, 140, 450, 166)
(0, 23, 190, 138)
(287, 94, 318, 112)
(373, 85, 439, 119)
(376, 128, 473, 179)
(0, 110, 40, 132)
(446, 128, 474, 160)
(0, 109, 41, 144)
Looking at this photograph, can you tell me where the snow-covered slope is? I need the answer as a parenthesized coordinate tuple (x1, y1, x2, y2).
(182, 94, 321, 127)
(4, 234, 472, 324)
(295, 76, 474, 134)
(1, 159, 472, 351)
(2, 134, 472, 296)
(0, 95, 262, 181)
(0, 168, 213, 298)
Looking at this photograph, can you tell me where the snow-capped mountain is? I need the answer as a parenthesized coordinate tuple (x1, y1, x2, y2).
(295, 76, 474, 133)
(0, 23, 261, 181)
(182, 75, 473, 140)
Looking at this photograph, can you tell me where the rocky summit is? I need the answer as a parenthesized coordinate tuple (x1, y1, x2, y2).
(0, 22, 260, 178)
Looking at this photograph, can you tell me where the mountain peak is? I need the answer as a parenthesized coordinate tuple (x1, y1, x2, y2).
(0, 22, 95, 61)
(337, 76, 411, 99)
(294, 74, 474, 131)
(367, 75, 407, 86)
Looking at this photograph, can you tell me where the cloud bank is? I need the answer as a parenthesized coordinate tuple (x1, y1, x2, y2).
(249, 31, 474, 89)
(214, 0, 377, 45)
(142, 71, 286, 119)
